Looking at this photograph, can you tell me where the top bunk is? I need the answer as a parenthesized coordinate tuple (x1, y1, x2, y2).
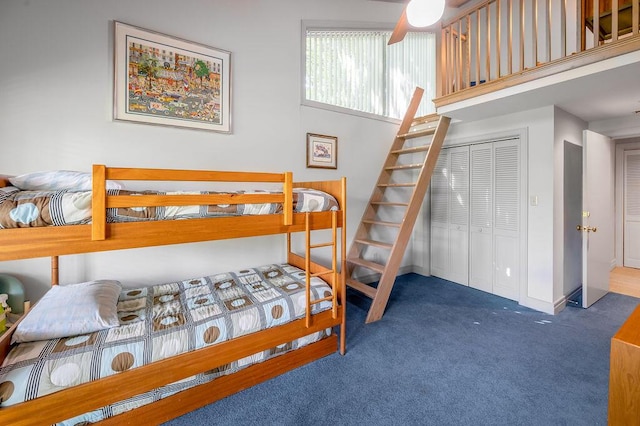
(0, 165, 347, 261)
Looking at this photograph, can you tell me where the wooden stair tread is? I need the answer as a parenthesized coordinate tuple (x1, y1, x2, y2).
(347, 257, 385, 273)
(412, 113, 440, 126)
(370, 201, 409, 207)
(378, 183, 416, 188)
(391, 145, 431, 155)
(385, 163, 423, 171)
(346, 278, 377, 299)
(362, 219, 402, 227)
(354, 238, 393, 250)
(397, 127, 436, 139)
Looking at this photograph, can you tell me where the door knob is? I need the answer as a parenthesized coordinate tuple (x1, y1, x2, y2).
(576, 225, 597, 232)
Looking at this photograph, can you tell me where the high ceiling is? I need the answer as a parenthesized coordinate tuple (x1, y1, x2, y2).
(375, 0, 640, 130)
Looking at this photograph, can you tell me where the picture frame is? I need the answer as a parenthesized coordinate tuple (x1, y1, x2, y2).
(114, 21, 231, 133)
(306, 133, 338, 169)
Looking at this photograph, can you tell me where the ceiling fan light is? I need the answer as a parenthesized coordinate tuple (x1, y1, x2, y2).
(406, 0, 445, 28)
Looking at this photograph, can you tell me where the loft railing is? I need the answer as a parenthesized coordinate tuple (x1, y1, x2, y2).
(436, 0, 640, 102)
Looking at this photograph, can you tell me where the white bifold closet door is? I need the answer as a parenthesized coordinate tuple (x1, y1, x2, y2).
(430, 146, 469, 285)
(433, 139, 521, 301)
(469, 140, 520, 300)
(624, 150, 640, 268)
(469, 144, 493, 293)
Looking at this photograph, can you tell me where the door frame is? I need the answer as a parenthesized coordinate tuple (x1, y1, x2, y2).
(563, 141, 583, 298)
(615, 140, 640, 267)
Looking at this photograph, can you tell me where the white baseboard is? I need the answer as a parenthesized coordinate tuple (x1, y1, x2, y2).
(353, 265, 558, 315)
(518, 295, 558, 315)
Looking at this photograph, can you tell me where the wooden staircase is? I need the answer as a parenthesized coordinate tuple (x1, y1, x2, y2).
(346, 87, 451, 323)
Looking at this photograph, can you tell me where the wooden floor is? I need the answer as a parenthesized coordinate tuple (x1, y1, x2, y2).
(610, 266, 640, 299)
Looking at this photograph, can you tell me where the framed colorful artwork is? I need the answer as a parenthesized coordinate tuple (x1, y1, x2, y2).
(306, 133, 338, 169)
(114, 22, 231, 133)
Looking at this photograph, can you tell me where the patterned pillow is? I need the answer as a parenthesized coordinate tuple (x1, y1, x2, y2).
(0, 186, 19, 205)
(9, 170, 123, 192)
(293, 188, 339, 212)
(13, 280, 122, 343)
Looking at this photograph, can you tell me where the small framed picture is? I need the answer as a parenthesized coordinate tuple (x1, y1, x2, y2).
(306, 133, 338, 169)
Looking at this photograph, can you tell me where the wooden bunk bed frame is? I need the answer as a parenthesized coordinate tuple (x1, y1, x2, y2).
(0, 165, 347, 425)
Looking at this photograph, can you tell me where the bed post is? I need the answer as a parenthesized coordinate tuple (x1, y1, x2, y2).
(51, 256, 59, 285)
(92, 164, 107, 241)
(340, 177, 347, 355)
(283, 172, 293, 226)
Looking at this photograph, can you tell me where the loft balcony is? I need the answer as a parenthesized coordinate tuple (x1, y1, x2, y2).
(433, 0, 640, 123)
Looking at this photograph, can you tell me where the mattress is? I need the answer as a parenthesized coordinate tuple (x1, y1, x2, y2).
(0, 186, 338, 228)
(0, 263, 334, 424)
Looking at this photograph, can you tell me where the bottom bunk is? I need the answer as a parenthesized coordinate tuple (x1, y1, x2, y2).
(0, 262, 345, 425)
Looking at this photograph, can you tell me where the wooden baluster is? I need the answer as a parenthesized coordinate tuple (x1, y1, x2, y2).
(634, 0, 639, 35)
(547, 0, 552, 61)
(612, 0, 619, 41)
(487, 3, 492, 80)
(508, 0, 513, 75)
(458, 19, 463, 90)
(521, 0, 526, 69)
(534, 0, 539, 64)
(467, 14, 472, 89)
(476, 10, 481, 85)
(593, 0, 600, 46)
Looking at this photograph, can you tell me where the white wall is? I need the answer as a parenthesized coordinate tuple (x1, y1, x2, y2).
(0, 0, 404, 301)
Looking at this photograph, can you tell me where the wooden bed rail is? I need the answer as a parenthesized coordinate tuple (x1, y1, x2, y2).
(91, 165, 293, 240)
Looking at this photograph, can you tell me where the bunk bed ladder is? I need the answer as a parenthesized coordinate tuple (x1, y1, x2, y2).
(346, 87, 451, 323)
(303, 210, 340, 328)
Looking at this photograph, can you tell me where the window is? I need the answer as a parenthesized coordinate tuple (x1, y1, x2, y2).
(303, 25, 436, 121)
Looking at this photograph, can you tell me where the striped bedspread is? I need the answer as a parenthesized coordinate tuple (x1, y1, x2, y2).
(0, 186, 338, 228)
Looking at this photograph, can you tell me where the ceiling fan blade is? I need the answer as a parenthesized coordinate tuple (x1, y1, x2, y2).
(387, 6, 409, 45)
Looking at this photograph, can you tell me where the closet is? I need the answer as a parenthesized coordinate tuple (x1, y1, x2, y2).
(430, 138, 522, 301)
(430, 146, 469, 285)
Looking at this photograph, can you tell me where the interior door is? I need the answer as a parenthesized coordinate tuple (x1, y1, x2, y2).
(581, 130, 615, 308)
(430, 151, 450, 279)
(623, 150, 640, 268)
(448, 146, 469, 285)
(469, 143, 493, 293)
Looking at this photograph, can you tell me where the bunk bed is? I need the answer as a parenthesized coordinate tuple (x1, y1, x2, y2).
(0, 165, 347, 425)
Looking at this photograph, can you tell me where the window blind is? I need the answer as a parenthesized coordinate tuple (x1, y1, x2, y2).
(305, 30, 436, 119)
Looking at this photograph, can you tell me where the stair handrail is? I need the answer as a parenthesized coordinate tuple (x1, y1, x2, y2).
(438, 0, 640, 98)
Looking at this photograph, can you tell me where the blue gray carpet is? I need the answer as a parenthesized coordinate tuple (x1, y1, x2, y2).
(164, 273, 639, 426)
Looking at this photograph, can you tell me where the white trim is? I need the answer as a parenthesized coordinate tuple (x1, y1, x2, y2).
(516, 294, 558, 315)
(443, 127, 524, 148)
(302, 100, 401, 125)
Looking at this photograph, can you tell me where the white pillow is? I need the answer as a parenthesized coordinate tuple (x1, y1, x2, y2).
(9, 170, 124, 192)
(13, 280, 122, 343)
